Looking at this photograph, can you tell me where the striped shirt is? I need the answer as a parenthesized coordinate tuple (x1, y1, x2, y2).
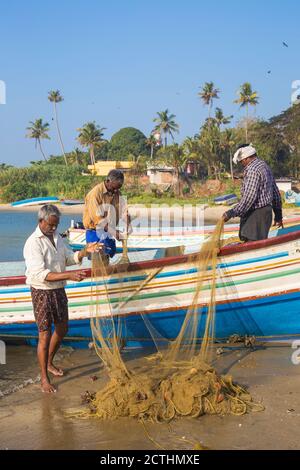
(226, 158, 282, 221)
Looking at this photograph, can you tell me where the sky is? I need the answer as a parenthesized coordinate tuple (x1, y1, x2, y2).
(0, 0, 299, 166)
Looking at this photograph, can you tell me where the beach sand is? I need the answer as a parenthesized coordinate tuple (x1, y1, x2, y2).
(1, 343, 300, 450)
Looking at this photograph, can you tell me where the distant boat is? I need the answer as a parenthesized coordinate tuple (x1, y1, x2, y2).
(11, 196, 59, 207)
(285, 190, 300, 205)
(60, 199, 84, 206)
(214, 193, 238, 205)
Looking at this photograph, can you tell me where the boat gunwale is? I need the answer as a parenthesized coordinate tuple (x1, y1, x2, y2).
(1, 228, 300, 287)
(67, 216, 300, 237)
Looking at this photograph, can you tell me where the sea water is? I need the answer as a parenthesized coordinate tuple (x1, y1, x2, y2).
(0, 211, 79, 262)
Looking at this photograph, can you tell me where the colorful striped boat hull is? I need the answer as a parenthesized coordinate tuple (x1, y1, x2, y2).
(2, 226, 300, 348)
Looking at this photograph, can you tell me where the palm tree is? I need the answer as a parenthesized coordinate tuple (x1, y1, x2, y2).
(182, 136, 200, 161)
(198, 82, 220, 120)
(197, 121, 224, 179)
(153, 109, 179, 148)
(145, 134, 157, 159)
(48, 90, 68, 166)
(77, 122, 106, 168)
(68, 147, 86, 166)
(215, 107, 233, 128)
(234, 82, 259, 143)
(26, 119, 50, 161)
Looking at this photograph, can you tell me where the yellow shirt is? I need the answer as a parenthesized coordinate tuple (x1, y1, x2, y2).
(83, 182, 121, 230)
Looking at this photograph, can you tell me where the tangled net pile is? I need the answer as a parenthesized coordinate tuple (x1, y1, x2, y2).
(74, 220, 264, 422)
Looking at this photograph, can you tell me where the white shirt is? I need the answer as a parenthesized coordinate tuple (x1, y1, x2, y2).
(23, 225, 81, 290)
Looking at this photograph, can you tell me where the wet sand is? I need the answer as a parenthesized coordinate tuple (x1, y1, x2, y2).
(1, 344, 300, 450)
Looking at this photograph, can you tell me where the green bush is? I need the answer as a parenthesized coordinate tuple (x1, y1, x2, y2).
(0, 164, 100, 202)
(1, 181, 47, 202)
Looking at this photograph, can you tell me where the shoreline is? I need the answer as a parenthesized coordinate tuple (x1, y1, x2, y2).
(1, 203, 299, 225)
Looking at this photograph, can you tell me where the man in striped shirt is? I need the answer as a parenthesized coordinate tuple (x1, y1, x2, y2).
(223, 144, 283, 242)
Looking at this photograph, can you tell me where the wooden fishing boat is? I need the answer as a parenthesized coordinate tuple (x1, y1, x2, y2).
(67, 215, 300, 252)
(1, 223, 300, 348)
(67, 226, 214, 252)
(11, 196, 59, 207)
(214, 193, 238, 205)
(60, 199, 84, 206)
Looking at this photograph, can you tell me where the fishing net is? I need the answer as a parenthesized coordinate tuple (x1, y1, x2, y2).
(72, 220, 264, 422)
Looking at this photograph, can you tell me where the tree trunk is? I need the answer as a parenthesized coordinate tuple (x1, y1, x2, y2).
(229, 148, 233, 180)
(245, 104, 249, 143)
(38, 139, 47, 161)
(213, 164, 220, 180)
(90, 145, 96, 169)
(174, 169, 180, 196)
(208, 100, 212, 120)
(54, 102, 68, 166)
(150, 145, 154, 159)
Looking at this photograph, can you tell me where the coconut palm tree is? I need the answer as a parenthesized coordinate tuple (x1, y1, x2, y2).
(153, 109, 179, 148)
(198, 82, 220, 120)
(145, 134, 157, 159)
(215, 107, 233, 128)
(26, 118, 50, 161)
(48, 90, 68, 166)
(68, 147, 87, 166)
(197, 121, 224, 179)
(234, 82, 259, 143)
(77, 122, 106, 168)
(182, 136, 200, 161)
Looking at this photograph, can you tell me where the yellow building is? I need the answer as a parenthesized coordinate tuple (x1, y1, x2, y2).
(88, 161, 134, 176)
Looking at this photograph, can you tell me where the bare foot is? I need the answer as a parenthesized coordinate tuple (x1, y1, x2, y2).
(41, 379, 56, 393)
(48, 364, 64, 377)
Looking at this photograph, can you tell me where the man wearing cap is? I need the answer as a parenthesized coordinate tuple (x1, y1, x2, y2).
(223, 144, 283, 242)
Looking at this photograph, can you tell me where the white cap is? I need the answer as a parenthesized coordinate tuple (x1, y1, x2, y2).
(233, 144, 256, 165)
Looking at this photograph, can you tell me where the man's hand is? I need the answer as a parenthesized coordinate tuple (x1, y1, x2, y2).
(273, 219, 284, 229)
(78, 242, 103, 261)
(86, 242, 103, 254)
(222, 212, 230, 223)
(69, 271, 87, 282)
